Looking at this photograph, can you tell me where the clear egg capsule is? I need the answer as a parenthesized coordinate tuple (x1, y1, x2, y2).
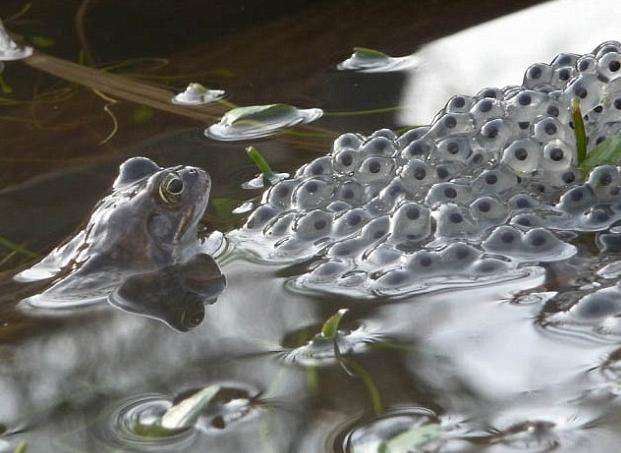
(597, 52, 621, 81)
(435, 135, 473, 162)
(335, 180, 366, 206)
(482, 226, 576, 262)
(594, 40, 621, 59)
(427, 112, 476, 139)
(389, 202, 431, 243)
(396, 126, 430, 147)
(556, 184, 596, 213)
(469, 195, 508, 225)
(398, 159, 436, 190)
(291, 209, 333, 241)
(540, 140, 574, 172)
(550, 52, 579, 68)
(445, 94, 475, 113)
(434, 203, 478, 239)
(332, 132, 362, 153)
(332, 148, 360, 174)
(478, 87, 505, 99)
(476, 118, 519, 151)
(587, 165, 620, 201)
(501, 138, 542, 174)
(333, 208, 371, 236)
(522, 63, 554, 90)
(245, 204, 279, 230)
(292, 178, 334, 211)
(359, 136, 397, 157)
(425, 182, 472, 206)
(265, 179, 299, 209)
(470, 98, 505, 125)
(401, 137, 434, 159)
(303, 156, 333, 177)
(355, 156, 396, 183)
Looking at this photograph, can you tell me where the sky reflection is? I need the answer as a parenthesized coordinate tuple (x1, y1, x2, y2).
(400, 0, 621, 125)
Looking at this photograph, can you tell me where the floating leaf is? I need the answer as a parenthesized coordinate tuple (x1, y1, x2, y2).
(160, 385, 221, 430)
(572, 97, 587, 165)
(245, 146, 274, 179)
(223, 104, 296, 127)
(206, 104, 323, 141)
(29, 35, 55, 48)
(337, 47, 417, 72)
(132, 105, 154, 124)
(320, 308, 349, 340)
(351, 47, 391, 61)
(378, 423, 442, 453)
(171, 83, 225, 106)
(580, 134, 621, 173)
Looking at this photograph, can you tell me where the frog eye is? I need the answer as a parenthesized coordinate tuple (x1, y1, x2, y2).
(159, 173, 184, 203)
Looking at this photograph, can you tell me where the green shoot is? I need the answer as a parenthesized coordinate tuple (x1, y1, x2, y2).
(340, 358, 383, 415)
(320, 308, 349, 340)
(580, 134, 621, 174)
(572, 97, 587, 165)
(245, 146, 275, 180)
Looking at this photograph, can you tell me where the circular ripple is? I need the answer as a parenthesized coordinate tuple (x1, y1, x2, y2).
(96, 394, 196, 451)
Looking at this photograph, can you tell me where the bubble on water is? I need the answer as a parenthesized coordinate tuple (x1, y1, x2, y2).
(171, 83, 225, 105)
(337, 47, 418, 73)
(205, 104, 323, 141)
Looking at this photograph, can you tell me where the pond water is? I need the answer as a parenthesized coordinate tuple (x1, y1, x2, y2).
(2, 0, 621, 451)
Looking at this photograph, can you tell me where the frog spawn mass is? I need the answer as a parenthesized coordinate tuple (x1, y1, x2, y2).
(232, 41, 621, 298)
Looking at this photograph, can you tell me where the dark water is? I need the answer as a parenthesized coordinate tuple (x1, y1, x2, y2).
(2, 0, 621, 451)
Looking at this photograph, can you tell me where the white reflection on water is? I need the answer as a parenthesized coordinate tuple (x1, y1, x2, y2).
(399, 0, 621, 125)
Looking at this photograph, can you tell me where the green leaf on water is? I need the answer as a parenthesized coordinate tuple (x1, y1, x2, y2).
(378, 423, 442, 453)
(580, 134, 621, 173)
(132, 105, 154, 124)
(245, 146, 275, 179)
(29, 35, 55, 48)
(222, 104, 296, 127)
(320, 308, 349, 340)
(572, 97, 587, 165)
(352, 47, 390, 61)
(160, 385, 221, 430)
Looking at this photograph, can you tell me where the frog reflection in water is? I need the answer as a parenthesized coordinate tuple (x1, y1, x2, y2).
(15, 157, 226, 331)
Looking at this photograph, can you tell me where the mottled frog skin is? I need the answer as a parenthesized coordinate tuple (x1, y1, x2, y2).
(16, 157, 224, 320)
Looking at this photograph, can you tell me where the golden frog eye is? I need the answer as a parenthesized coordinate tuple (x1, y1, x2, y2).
(159, 173, 184, 203)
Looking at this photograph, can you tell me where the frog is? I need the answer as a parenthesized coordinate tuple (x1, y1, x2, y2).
(15, 157, 226, 330)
